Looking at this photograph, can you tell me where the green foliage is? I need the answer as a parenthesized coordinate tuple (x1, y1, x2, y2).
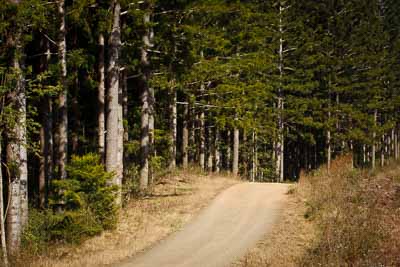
(21, 153, 119, 247)
(51, 153, 118, 230)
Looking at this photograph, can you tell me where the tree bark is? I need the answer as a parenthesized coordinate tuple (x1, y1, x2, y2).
(232, 117, 239, 176)
(39, 42, 53, 208)
(98, 33, 105, 161)
(395, 126, 399, 160)
(57, 0, 68, 179)
(0, 138, 8, 266)
(182, 102, 189, 169)
(372, 109, 377, 169)
(140, 6, 153, 190)
(105, 0, 122, 204)
(276, 2, 285, 182)
(199, 111, 205, 171)
(251, 130, 257, 182)
(71, 72, 81, 154)
(121, 69, 128, 174)
(207, 125, 213, 172)
(226, 130, 231, 172)
(7, 42, 28, 253)
(169, 86, 177, 170)
(214, 128, 220, 173)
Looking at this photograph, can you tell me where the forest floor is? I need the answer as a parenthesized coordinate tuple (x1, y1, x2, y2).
(30, 170, 240, 267)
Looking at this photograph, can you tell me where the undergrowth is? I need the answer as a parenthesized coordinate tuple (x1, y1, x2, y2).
(21, 154, 118, 255)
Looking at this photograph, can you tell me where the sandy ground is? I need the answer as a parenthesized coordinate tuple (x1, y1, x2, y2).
(117, 183, 289, 267)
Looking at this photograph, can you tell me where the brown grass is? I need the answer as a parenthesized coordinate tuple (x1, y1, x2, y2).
(234, 156, 400, 267)
(28, 170, 239, 267)
(300, 156, 400, 266)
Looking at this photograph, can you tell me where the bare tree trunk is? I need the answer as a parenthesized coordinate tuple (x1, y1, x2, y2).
(214, 128, 220, 173)
(207, 125, 213, 172)
(39, 119, 46, 207)
(169, 86, 177, 170)
(57, 0, 68, 179)
(139, 7, 153, 190)
(372, 109, 377, 169)
(7, 45, 28, 253)
(226, 130, 231, 172)
(71, 72, 81, 154)
(276, 2, 285, 182)
(395, 126, 399, 160)
(105, 0, 122, 204)
(232, 116, 239, 176)
(122, 70, 128, 144)
(6, 142, 21, 255)
(363, 144, 367, 165)
(182, 102, 189, 169)
(0, 138, 8, 266)
(121, 69, 129, 177)
(327, 78, 332, 172)
(98, 33, 105, 161)
(381, 134, 385, 167)
(188, 104, 195, 163)
(148, 85, 155, 184)
(251, 130, 257, 182)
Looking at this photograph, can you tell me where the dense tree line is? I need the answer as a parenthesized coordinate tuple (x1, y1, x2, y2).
(0, 0, 399, 261)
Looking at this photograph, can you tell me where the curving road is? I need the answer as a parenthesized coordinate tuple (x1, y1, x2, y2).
(117, 183, 289, 267)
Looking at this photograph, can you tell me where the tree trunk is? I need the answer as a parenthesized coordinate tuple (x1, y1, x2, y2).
(251, 130, 257, 182)
(277, 2, 285, 182)
(395, 126, 399, 160)
(381, 134, 385, 167)
(105, 0, 122, 204)
(71, 72, 81, 154)
(226, 130, 231, 172)
(182, 102, 189, 169)
(189, 106, 195, 163)
(121, 69, 129, 176)
(148, 85, 155, 184)
(169, 86, 177, 170)
(214, 128, 220, 173)
(7, 43, 28, 253)
(207, 125, 213, 172)
(98, 33, 105, 161)
(39, 118, 46, 207)
(139, 7, 153, 190)
(0, 138, 8, 266)
(122, 70, 128, 144)
(39, 43, 54, 208)
(57, 0, 68, 179)
(372, 109, 377, 169)
(232, 118, 239, 176)
(327, 129, 331, 171)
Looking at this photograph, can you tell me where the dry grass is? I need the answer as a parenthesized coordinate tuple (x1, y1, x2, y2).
(232, 182, 317, 267)
(234, 156, 400, 267)
(300, 156, 400, 266)
(29, 170, 239, 267)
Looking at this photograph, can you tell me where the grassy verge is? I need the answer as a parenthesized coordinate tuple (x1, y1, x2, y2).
(235, 156, 400, 267)
(300, 157, 400, 266)
(26, 170, 239, 267)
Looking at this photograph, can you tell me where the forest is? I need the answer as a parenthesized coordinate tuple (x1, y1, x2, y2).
(0, 0, 400, 264)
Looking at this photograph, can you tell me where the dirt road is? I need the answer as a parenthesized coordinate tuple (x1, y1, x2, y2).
(117, 183, 289, 267)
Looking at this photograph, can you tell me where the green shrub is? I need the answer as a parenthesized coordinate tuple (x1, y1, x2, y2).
(51, 153, 118, 230)
(23, 153, 118, 249)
